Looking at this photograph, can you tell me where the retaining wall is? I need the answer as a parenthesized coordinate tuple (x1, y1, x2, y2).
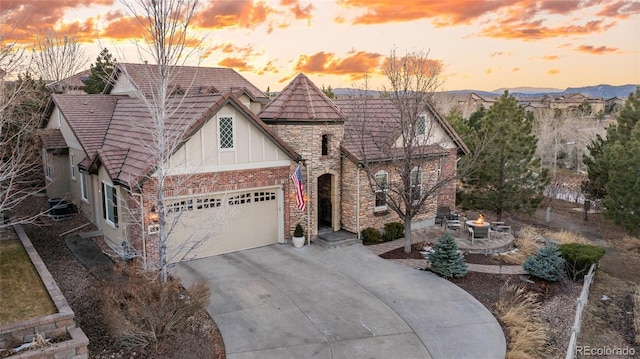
(0, 225, 89, 358)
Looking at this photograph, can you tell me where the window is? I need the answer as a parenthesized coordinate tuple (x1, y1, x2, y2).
(416, 115, 426, 135)
(44, 151, 52, 180)
(410, 167, 422, 202)
(102, 183, 118, 226)
(80, 173, 88, 201)
(70, 153, 76, 180)
(218, 116, 234, 149)
(374, 171, 388, 210)
(322, 134, 329, 156)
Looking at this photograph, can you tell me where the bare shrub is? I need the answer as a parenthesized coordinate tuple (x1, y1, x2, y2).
(101, 267, 210, 352)
(496, 282, 547, 359)
(494, 227, 543, 265)
(634, 285, 640, 344)
(620, 235, 640, 254)
(545, 230, 589, 245)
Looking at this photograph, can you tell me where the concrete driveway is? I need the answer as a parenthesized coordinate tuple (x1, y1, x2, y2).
(174, 244, 506, 359)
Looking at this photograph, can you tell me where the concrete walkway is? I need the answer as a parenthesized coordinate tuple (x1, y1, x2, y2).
(174, 244, 506, 359)
(367, 235, 527, 275)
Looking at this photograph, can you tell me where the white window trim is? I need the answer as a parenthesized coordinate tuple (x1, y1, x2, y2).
(374, 170, 388, 212)
(80, 172, 89, 203)
(103, 182, 118, 228)
(44, 151, 52, 181)
(70, 153, 76, 180)
(218, 115, 235, 151)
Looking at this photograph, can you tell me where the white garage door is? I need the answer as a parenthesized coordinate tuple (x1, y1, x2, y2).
(166, 187, 281, 261)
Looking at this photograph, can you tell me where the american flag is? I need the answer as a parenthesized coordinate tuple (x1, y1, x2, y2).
(290, 164, 306, 211)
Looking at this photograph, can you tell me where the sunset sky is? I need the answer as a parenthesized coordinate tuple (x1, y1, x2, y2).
(2, 0, 639, 92)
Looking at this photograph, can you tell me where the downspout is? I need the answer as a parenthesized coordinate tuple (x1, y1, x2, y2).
(356, 163, 360, 239)
(131, 191, 147, 269)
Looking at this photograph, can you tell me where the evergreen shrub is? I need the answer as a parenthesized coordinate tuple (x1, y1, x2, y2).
(558, 243, 605, 280)
(523, 245, 565, 281)
(382, 222, 404, 242)
(428, 232, 467, 278)
(361, 227, 381, 243)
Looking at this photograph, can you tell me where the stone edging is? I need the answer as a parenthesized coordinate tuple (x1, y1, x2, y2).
(0, 224, 89, 358)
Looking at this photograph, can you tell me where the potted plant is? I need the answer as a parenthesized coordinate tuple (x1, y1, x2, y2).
(292, 223, 305, 248)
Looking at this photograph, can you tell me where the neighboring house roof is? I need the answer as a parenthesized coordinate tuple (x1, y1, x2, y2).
(334, 97, 469, 163)
(46, 92, 298, 188)
(104, 63, 267, 101)
(259, 73, 346, 123)
(45, 69, 91, 92)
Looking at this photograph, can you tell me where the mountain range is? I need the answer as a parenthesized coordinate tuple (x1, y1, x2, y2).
(333, 84, 638, 99)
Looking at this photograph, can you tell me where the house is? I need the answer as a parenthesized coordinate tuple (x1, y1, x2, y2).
(40, 64, 467, 266)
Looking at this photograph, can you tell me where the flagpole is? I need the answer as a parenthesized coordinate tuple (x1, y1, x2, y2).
(306, 160, 311, 246)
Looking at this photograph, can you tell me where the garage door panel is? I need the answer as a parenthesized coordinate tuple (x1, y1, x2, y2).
(166, 188, 280, 261)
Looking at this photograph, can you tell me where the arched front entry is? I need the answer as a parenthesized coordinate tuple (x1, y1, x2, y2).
(317, 173, 339, 233)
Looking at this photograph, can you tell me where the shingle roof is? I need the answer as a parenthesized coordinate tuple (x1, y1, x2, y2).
(49, 94, 117, 156)
(259, 73, 346, 122)
(334, 97, 468, 162)
(51, 93, 297, 188)
(106, 63, 267, 101)
(39, 129, 67, 150)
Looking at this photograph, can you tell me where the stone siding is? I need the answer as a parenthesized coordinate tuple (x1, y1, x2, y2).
(436, 148, 458, 210)
(341, 158, 444, 233)
(270, 123, 344, 236)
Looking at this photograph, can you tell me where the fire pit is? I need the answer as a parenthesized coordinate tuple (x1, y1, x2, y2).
(465, 214, 491, 238)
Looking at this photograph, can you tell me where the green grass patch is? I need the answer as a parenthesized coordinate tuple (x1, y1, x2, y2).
(0, 239, 56, 325)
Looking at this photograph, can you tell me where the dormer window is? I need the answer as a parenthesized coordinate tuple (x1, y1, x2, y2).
(416, 115, 426, 135)
(322, 134, 329, 156)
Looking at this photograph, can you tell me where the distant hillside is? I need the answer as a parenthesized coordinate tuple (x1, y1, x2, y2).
(333, 84, 638, 100)
(492, 87, 562, 94)
(562, 84, 638, 99)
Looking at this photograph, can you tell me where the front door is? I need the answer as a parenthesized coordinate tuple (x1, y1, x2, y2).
(317, 174, 332, 230)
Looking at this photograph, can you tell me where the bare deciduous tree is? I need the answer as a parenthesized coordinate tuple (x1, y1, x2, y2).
(0, 28, 48, 227)
(348, 49, 472, 253)
(31, 30, 87, 92)
(120, 0, 207, 282)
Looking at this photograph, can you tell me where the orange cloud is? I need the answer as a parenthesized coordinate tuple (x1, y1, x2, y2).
(542, 55, 560, 60)
(193, 0, 274, 29)
(547, 69, 560, 75)
(280, 0, 314, 21)
(512, 67, 520, 72)
(218, 57, 250, 71)
(101, 16, 145, 40)
(596, 0, 640, 19)
(293, 51, 382, 80)
(575, 44, 620, 54)
(337, 0, 505, 26)
(193, 0, 314, 30)
(1, 0, 114, 43)
(479, 19, 616, 40)
(485, 68, 493, 75)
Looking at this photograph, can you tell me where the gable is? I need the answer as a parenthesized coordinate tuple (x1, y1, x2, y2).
(167, 103, 293, 173)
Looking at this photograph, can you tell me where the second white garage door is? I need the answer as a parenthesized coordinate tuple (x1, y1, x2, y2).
(166, 187, 282, 261)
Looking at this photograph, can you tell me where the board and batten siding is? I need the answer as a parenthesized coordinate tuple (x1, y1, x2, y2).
(167, 104, 290, 173)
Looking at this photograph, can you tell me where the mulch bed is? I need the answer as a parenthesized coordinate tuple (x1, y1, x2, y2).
(14, 197, 225, 359)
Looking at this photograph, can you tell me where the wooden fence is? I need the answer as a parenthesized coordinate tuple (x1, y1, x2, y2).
(565, 263, 597, 359)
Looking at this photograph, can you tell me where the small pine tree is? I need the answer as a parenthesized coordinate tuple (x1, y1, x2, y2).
(523, 245, 565, 281)
(428, 232, 467, 278)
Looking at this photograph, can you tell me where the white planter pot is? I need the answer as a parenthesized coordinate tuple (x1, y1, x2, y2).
(292, 236, 305, 248)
